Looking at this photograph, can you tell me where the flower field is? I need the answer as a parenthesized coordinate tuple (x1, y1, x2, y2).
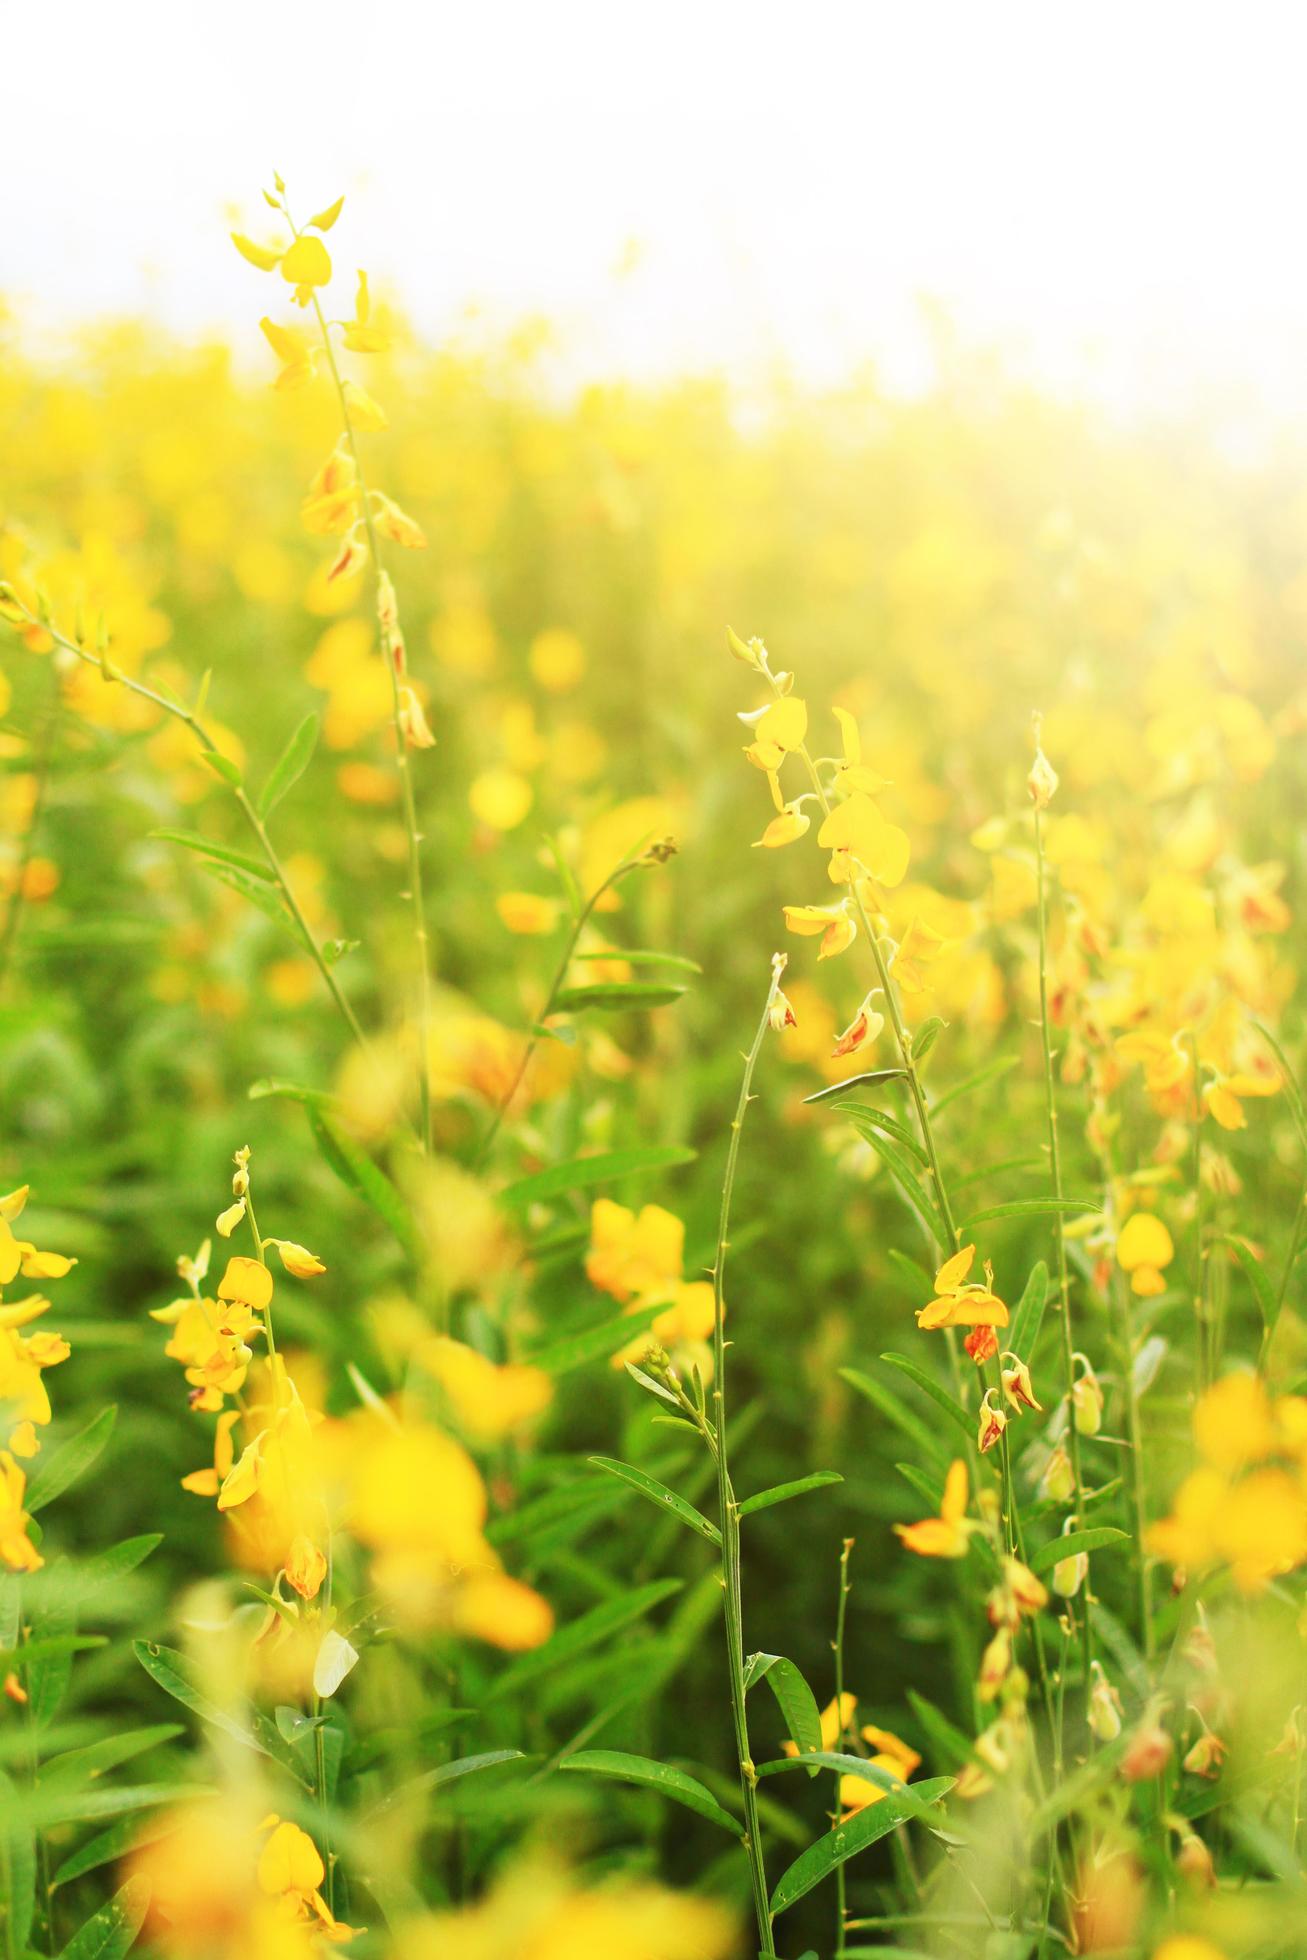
(1, 180, 1306, 1960)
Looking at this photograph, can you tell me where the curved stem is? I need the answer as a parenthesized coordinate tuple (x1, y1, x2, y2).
(711, 959, 785, 1958)
(4, 609, 367, 1051)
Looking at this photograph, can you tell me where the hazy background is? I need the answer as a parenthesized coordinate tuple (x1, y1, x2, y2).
(7, 0, 1307, 425)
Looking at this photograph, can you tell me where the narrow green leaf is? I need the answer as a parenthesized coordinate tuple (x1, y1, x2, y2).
(737, 1472, 843, 1519)
(247, 1077, 334, 1108)
(574, 948, 703, 973)
(132, 1642, 284, 1765)
(306, 1110, 420, 1259)
(832, 1103, 928, 1166)
(962, 1198, 1101, 1230)
(257, 711, 319, 819)
(552, 980, 688, 1012)
(1030, 1527, 1130, 1576)
(44, 1725, 183, 1784)
(1008, 1261, 1050, 1359)
(199, 749, 243, 787)
(803, 1069, 907, 1106)
(931, 1054, 1019, 1115)
(503, 1145, 696, 1208)
(58, 1872, 151, 1960)
(749, 1655, 823, 1776)
(367, 1749, 528, 1815)
(769, 1776, 955, 1914)
(1216, 1234, 1278, 1336)
(484, 1579, 683, 1703)
(757, 1752, 953, 1824)
(879, 1354, 972, 1443)
(68, 1535, 163, 1608)
(841, 1367, 948, 1467)
(911, 1016, 948, 1063)
(527, 1302, 665, 1375)
(204, 864, 306, 948)
(150, 828, 272, 880)
(26, 1406, 117, 1513)
(560, 1749, 740, 1833)
(844, 1121, 944, 1241)
(588, 1458, 721, 1544)
(0, 1766, 35, 1954)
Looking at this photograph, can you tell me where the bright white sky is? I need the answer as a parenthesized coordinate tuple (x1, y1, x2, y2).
(7, 1, 1307, 419)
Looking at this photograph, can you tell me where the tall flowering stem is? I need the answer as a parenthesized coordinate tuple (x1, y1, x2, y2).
(1030, 758, 1094, 1708)
(281, 201, 437, 1154)
(0, 604, 366, 1052)
(832, 1535, 855, 1959)
(709, 955, 787, 1959)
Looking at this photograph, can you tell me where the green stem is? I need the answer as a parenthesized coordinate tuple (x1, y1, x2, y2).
(0, 658, 59, 997)
(832, 1536, 854, 1959)
(1032, 802, 1092, 1715)
(474, 853, 641, 1168)
(1260, 1171, 1307, 1376)
(305, 278, 434, 1153)
(710, 961, 784, 1958)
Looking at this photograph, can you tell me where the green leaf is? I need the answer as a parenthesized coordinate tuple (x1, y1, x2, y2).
(247, 1077, 334, 1108)
(44, 1725, 183, 1784)
(560, 1750, 740, 1833)
(306, 1110, 420, 1260)
(552, 980, 688, 1013)
(769, 1776, 955, 1914)
(526, 1301, 665, 1375)
(1216, 1234, 1278, 1337)
(68, 1535, 163, 1608)
(1008, 1261, 1050, 1359)
(803, 1069, 907, 1106)
(842, 1119, 944, 1241)
(484, 1579, 683, 1703)
(366, 1749, 529, 1815)
(1030, 1527, 1130, 1576)
(756, 1752, 952, 1824)
(841, 1367, 948, 1468)
(747, 1655, 823, 1775)
(588, 1458, 721, 1545)
(0, 1766, 35, 1955)
(879, 1354, 972, 1443)
(574, 948, 703, 973)
(911, 1016, 948, 1063)
(931, 1054, 1019, 1115)
(132, 1642, 287, 1767)
(26, 1406, 117, 1513)
(832, 1103, 928, 1166)
(257, 711, 319, 819)
(502, 1145, 696, 1208)
(736, 1472, 843, 1519)
(150, 828, 272, 880)
(52, 1803, 197, 1888)
(199, 749, 243, 787)
(961, 1198, 1100, 1230)
(906, 1689, 976, 1767)
(204, 864, 306, 949)
(1251, 1020, 1307, 1148)
(58, 1872, 151, 1960)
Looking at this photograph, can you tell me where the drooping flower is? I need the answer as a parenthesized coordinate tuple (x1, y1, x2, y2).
(894, 1459, 977, 1558)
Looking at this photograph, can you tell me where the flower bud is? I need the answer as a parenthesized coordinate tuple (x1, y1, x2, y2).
(1088, 1661, 1123, 1741)
(977, 1387, 1008, 1454)
(1182, 1730, 1226, 1778)
(1121, 1718, 1172, 1783)
(1000, 1352, 1042, 1412)
(978, 1625, 1012, 1702)
(1037, 1442, 1075, 1503)
(1175, 1831, 1214, 1888)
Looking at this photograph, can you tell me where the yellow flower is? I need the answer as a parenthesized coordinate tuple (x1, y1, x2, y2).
(1202, 1070, 1278, 1131)
(0, 1452, 41, 1571)
(279, 234, 332, 294)
(742, 695, 807, 772)
(782, 901, 856, 960)
(817, 791, 910, 888)
(218, 1256, 274, 1313)
(916, 1243, 1009, 1330)
(839, 1722, 922, 1813)
(894, 1459, 977, 1557)
(259, 316, 316, 389)
(586, 1199, 683, 1304)
(496, 891, 561, 934)
(419, 1336, 552, 1443)
(1116, 1210, 1175, 1296)
(258, 1815, 358, 1942)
